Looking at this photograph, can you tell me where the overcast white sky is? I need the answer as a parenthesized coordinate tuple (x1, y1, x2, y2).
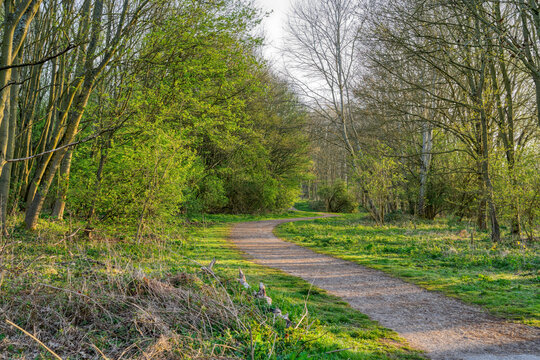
(254, 0, 293, 68)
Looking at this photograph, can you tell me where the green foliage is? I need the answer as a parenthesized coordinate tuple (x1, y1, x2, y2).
(276, 213, 540, 326)
(65, 0, 310, 231)
(294, 200, 324, 212)
(70, 127, 198, 225)
(318, 181, 358, 213)
(352, 144, 404, 223)
(491, 148, 540, 236)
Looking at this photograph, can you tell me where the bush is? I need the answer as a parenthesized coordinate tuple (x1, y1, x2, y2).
(294, 200, 325, 212)
(317, 181, 358, 213)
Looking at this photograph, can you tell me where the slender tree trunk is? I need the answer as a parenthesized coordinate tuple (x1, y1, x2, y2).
(489, 52, 521, 235)
(418, 121, 433, 217)
(534, 75, 540, 128)
(11, 87, 33, 214)
(508, 170, 521, 236)
(25, 111, 67, 208)
(87, 141, 109, 224)
(479, 108, 500, 242)
(0, 89, 10, 231)
(0, 63, 18, 230)
(517, 0, 540, 127)
(0, 0, 42, 179)
(51, 148, 72, 219)
(0, 5, 16, 175)
(477, 166, 487, 230)
(25, 80, 94, 229)
(474, 121, 487, 231)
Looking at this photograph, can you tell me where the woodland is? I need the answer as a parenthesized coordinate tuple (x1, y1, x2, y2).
(0, 0, 310, 236)
(297, 0, 540, 243)
(0, 0, 538, 359)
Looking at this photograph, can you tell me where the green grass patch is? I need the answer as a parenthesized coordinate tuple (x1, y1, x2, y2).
(293, 200, 320, 212)
(188, 209, 322, 224)
(275, 212, 540, 327)
(0, 213, 424, 359)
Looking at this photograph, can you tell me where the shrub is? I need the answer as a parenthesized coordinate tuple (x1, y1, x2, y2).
(317, 181, 358, 213)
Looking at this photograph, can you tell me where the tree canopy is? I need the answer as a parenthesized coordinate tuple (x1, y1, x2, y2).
(0, 0, 310, 235)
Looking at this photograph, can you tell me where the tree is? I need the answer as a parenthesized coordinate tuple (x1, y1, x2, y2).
(23, 0, 154, 230)
(285, 0, 390, 222)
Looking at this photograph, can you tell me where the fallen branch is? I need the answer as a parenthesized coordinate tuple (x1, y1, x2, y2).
(90, 343, 111, 360)
(201, 257, 216, 276)
(6, 319, 63, 360)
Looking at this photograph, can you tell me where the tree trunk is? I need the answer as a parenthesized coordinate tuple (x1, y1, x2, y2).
(0, 64, 18, 230)
(0, 5, 16, 148)
(0, 88, 10, 231)
(418, 121, 433, 217)
(534, 75, 540, 128)
(25, 80, 94, 230)
(477, 169, 487, 231)
(0, 0, 42, 179)
(87, 141, 109, 223)
(0, 9, 16, 180)
(479, 108, 500, 242)
(52, 147, 72, 220)
(489, 50, 521, 236)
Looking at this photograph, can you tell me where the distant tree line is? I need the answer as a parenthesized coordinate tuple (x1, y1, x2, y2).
(287, 0, 540, 241)
(0, 0, 310, 235)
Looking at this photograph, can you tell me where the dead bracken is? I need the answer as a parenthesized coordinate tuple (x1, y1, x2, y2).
(0, 257, 293, 359)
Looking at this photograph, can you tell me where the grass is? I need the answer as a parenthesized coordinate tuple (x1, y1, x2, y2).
(186, 209, 323, 225)
(0, 212, 424, 359)
(292, 200, 319, 212)
(275, 212, 540, 327)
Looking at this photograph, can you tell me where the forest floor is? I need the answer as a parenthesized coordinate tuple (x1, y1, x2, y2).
(0, 212, 424, 359)
(231, 216, 540, 360)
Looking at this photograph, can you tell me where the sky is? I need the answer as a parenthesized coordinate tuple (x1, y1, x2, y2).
(253, 0, 293, 68)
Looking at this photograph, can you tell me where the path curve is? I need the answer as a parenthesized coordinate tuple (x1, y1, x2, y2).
(230, 217, 540, 360)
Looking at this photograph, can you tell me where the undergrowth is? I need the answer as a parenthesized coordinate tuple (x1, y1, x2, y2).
(0, 213, 424, 359)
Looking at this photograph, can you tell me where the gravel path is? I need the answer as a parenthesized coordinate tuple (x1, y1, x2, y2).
(230, 217, 540, 360)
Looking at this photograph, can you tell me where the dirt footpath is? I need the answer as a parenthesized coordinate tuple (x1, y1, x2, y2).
(230, 218, 540, 360)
